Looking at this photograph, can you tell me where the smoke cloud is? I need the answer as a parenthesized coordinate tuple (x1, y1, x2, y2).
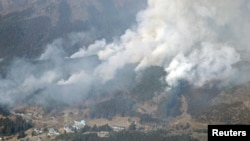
(1, 0, 250, 106)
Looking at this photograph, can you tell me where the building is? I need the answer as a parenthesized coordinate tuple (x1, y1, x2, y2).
(47, 128, 60, 136)
(72, 120, 86, 130)
(112, 125, 126, 132)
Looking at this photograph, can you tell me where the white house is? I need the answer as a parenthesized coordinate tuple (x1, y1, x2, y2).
(72, 120, 86, 130)
(47, 128, 60, 136)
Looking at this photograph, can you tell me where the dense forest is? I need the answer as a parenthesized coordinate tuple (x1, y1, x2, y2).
(89, 95, 135, 119)
(0, 116, 33, 136)
(0, 105, 10, 116)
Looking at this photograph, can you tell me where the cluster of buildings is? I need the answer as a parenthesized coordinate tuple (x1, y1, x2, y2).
(64, 120, 86, 133)
(31, 119, 86, 137)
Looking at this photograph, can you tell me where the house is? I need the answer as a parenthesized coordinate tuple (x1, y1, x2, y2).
(112, 125, 126, 132)
(33, 128, 43, 136)
(47, 128, 60, 136)
(97, 131, 110, 137)
(72, 120, 86, 130)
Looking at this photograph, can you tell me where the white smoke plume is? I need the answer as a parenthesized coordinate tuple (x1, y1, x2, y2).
(81, 0, 248, 86)
(1, 0, 250, 105)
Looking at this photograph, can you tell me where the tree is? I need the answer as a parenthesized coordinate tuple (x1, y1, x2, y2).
(17, 131, 26, 139)
(128, 123, 136, 131)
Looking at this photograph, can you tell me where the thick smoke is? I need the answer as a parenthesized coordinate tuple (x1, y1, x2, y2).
(1, 0, 250, 106)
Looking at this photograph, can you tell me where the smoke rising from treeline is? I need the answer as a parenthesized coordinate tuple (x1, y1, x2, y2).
(0, 0, 250, 106)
